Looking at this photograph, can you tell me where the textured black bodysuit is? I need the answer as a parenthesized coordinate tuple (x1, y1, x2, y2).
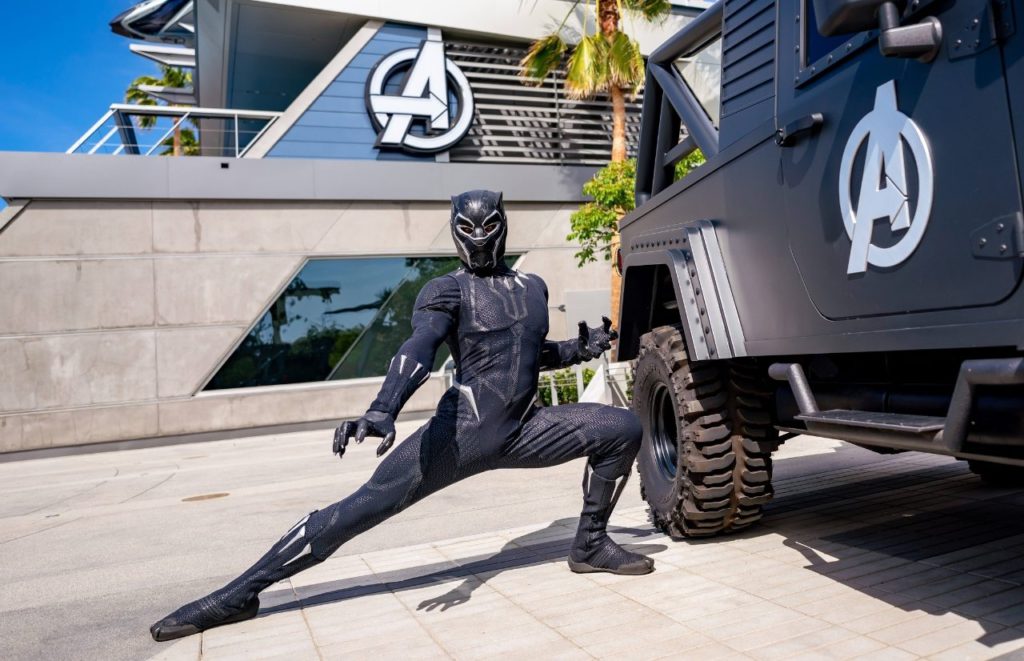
(304, 265, 641, 558)
(149, 191, 647, 642)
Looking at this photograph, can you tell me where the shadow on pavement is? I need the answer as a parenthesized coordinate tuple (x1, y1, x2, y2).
(745, 447, 1024, 649)
(261, 518, 667, 616)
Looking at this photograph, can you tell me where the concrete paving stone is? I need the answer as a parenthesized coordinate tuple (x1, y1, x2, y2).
(693, 601, 804, 640)
(982, 601, 1024, 629)
(785, 635, 889, 661)
(845, 645, 918, 661)
(721, 615, 832, 653)
(923, 580, 1020, 610)
(306, 609, 427, 646)
(943, 549, 1024, 576)
(200, 635, 320, 661)
(468, 639, 592, 661)
(662, 588, 767, 624)
(526, 593, 643, 629)
(952, 586, 1024, 620)
(587, 631, 714, 660)
(841, 602, 936, 635)
(658, 640, 754, 660)
(552, 602, 663, 639)
(893, 570, 992, 603)
(318, 639, 452, 659)
(821, 555, 917, 582)
(797, 592, 906, 625)
(867, 611, 966, 646)
(745, 625, 862, 660)
(895, 618, 1002, 657)
(924, 627, 1024, 660)
(146, 636, 201, 661)
(773, 583, 860, 609)
(435, 622, 565, 657)
(577, 621, 710, 659)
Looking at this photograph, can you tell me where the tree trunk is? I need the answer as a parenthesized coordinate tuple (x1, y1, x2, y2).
(173, 125, 182, 157)
(598, 1, 627, 336)
(609, 85, 628, 163)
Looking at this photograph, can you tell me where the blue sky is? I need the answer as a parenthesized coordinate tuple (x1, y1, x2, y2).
(0, 1, 154, 153)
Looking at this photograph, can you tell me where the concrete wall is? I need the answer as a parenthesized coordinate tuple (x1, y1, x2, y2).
(0, 199, 609, 453)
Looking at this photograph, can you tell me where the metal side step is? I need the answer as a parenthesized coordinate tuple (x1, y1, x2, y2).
(795, 410, 946, 433)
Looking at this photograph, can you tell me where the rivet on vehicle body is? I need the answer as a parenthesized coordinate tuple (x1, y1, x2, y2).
(997, 223, 1005, 232)
(1001, 244, 1008, 253)
(979, 238, 988, 247)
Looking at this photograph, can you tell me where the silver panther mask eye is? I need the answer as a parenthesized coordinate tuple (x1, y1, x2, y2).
(449, 190, 508, 272)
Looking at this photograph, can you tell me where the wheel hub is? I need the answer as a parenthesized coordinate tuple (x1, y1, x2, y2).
(650, 383, 679, 479)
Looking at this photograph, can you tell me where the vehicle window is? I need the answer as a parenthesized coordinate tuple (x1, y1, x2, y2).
(804, 0, 852, 65)
(674, 36, 722, 128)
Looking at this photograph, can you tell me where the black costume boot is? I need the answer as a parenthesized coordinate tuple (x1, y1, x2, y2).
(568, 469, 654, 575)
(150, 513, 323, 642)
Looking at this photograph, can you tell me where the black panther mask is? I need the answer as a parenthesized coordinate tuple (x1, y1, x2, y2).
(450, 190, 508, 272)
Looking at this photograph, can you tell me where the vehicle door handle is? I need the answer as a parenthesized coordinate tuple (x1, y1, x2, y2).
(776, 113, 824, 147)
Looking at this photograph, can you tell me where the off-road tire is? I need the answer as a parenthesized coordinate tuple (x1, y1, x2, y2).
(968, 460, 1024, 487)
(632, 324, 778, 537)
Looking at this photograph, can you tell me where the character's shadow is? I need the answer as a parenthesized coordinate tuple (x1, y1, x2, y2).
(262, 518, 666, 616)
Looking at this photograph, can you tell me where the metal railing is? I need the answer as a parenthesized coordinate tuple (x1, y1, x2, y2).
(67, 104, 283, 158)
(540, 361, 634, 408)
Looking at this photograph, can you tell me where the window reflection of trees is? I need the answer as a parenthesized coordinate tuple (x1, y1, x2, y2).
(205, 257, 467, 390)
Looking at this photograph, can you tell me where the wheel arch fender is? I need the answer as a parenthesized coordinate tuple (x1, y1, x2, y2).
(617, 249, 705, 361)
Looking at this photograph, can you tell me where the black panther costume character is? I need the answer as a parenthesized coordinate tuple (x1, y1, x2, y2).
(150, 190, 651, 642)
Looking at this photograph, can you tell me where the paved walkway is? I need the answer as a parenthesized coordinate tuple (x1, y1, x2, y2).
(3, 424, 1024, 660)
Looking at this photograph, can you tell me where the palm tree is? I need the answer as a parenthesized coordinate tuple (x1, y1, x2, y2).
(521, 0, 671, 163)
(521, 0, 672, 329)
(125, 65, 194, 156)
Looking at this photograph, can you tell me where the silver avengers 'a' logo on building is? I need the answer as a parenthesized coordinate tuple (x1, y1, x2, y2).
(365, 34, 474, 154)
(838, 80, 934, 274)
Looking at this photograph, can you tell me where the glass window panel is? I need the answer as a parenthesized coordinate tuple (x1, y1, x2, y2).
(804, 0, 853, 66)
(674, 36, 723, 128)
(205, 255, 516, 390)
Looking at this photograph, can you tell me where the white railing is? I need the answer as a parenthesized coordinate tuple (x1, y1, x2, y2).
(443, 359, 634, 409)
(67, 104, 283, 158)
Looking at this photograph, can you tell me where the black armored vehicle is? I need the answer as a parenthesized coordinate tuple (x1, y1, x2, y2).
(617, 0, 1024, 536)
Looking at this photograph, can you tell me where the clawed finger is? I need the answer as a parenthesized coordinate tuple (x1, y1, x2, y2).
(377, 430, 396, 457)
(602, 316, 613, 333)
(333, 422, 353, 458)
(355, 419, 369, 444)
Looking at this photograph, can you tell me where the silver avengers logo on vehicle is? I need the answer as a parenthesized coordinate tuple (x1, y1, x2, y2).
(838, 80, 934, 274)
(365, 34, 475, 154)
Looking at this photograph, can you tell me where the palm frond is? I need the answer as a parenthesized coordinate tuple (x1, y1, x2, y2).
(564, 34, 610, 98)
(606, 30, 645, 90)
(520, 34, 567, 83)
(621, 0, 672, 21)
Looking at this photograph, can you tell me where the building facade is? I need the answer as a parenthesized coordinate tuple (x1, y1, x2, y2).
(0, 0, 701, 453)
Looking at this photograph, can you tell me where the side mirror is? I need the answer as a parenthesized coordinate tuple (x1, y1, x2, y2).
(811, 0, 942, 61)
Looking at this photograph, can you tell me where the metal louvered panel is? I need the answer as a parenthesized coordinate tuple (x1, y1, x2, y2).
(720, 0, 775, 118)
(445, 40, 642, 166)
